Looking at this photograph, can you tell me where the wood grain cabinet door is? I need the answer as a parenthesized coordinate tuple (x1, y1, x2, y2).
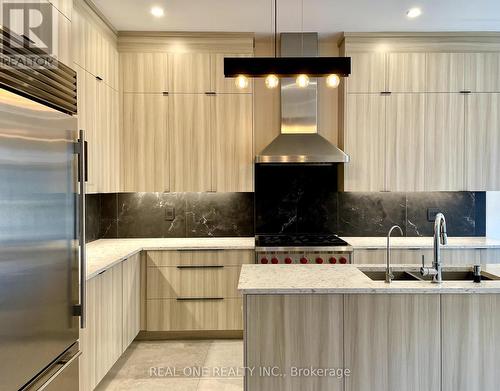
(168, 53, 212, 93)
(120, 52, 169, 93)
(385, 93, 425, 191)
(122, 254, 141, 351)
(465, 93, 500, 190)
(426, 53, 466, 93)
(466, 53, 500, 92)
(387, 52, 426, 92)
(424, 93, 466, 191)
(169, 94, 213, 192)
(344, 294, 441, 391)
(214, 94, 253, 192)
(346, 52, 386, 93)
(344, 94, 386, 191)
(122, 93, 169, 192)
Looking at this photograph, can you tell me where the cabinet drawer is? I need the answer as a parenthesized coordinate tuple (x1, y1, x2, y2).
(146, 250, 253, 267)
(147, 265, 242, 298)
(147, 298, 243, 331)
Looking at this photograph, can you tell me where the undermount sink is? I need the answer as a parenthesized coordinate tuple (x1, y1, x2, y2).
(361, 271, 420, 281)
(362, 270, 496, 282)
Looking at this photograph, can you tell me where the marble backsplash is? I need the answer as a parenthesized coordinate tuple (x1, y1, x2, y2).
(86, 191, 486, 243)
(85, 192, 254, 242)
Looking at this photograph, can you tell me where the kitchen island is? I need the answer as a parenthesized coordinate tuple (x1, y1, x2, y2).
(239, 264, 500, 391)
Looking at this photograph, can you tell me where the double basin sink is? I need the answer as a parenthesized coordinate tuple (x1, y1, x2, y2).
(362, 270, 496, 281)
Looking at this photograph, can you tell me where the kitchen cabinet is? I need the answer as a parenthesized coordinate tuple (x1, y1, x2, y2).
(245, 295, 344, 391)
(442, 248, 481, 265)
(169, 94, 213, 192)
(55, 7, 72, 67)
(79, 263, 123, 391)
(385, 93, 425, 191)
(344, 294, 441, 391)
(466, 52, 500, 92)
(121, 93, 169, 192)
(120, 52, 169, 93)
(214, 93, 254, 192)
(346, 52, 386, 93)
(387, 52, 426, 92)
(145, 250, 252, 332)
(353, 248, 433, 265)
(122, 253, 141, 351)
(424, 93, 466, 190)
(480, 249, 500, 263)
(344, 94, 386, 191)
(48, 0, 72, 20)
(426, 53, 465, 92)
(168, 53, 212, 93)
(466, 93, 500, 190)
(441, 294, 500, 391)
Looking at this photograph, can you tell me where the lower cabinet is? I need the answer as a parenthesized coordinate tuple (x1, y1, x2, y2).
(441, 294, 500, 391)
(80, 254, 140, 391)
(353, 247, 494, 265)
(344, 294, 441, 391)
(145, 249, 252, 332)
(245, 295, 344, 391)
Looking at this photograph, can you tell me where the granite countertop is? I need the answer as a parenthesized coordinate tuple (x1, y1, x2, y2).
(238, 264, 500, 294)
(342, 236, 500, 249)
(86, 237, 255, 279)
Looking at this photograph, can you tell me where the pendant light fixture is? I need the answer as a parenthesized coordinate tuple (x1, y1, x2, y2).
(227, 0, 351, 89)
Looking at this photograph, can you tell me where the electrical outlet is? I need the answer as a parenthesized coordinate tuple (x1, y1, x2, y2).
(427, 208, 441, 222)
(165, 206, 175, 221)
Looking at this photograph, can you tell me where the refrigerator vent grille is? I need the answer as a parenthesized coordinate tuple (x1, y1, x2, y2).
(0, 26, 77, 114)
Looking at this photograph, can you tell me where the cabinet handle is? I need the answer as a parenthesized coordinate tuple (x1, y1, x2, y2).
(96, 76, 103, 81)
(162, 91, 169, 96)
(205, 91, 216, 95)
(176, 297, 224, 301)
(380, 91, 392, 95)
(460, 90, 471, 94)
(177, 265, 224, 269)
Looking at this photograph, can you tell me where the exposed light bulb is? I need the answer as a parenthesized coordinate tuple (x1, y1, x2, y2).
(296, 74, 310, 88)
(265, 74, 279, 89)
(150, 6, 165, 17)
(235, 75, 249, 89)
(326, 74, 340, 88)
(406, 7, 422, 18)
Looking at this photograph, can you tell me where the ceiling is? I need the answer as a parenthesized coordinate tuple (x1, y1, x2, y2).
(92, 0, 500, 34)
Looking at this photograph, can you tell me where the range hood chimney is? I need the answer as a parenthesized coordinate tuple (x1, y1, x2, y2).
(256, 33, 350, 164)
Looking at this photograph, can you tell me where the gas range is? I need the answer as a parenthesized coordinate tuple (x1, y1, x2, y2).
(255, 234, 353, 265)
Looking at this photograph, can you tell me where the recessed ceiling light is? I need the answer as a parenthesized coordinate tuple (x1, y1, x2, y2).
(406, 7, 422, 18)
(151, 6, 165, 17)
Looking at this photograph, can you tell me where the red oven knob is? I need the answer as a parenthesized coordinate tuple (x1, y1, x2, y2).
(284, 257, 293, 264)
(271, 257, 279, 264)
(300, 257, 308, 264)
(339, 257, 347, 264)
(329, 257, 337, 264)
(316, 257, 324, 264)
(261, 257, 269, 264)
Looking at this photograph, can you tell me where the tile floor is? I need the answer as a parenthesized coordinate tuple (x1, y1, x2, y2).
(95, 340, 244, 391)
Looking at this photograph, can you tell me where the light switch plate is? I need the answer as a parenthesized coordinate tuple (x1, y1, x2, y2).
(165, 206, 175, 221)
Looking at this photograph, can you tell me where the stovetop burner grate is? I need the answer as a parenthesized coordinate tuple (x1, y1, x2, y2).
(256, 234, 349, 248)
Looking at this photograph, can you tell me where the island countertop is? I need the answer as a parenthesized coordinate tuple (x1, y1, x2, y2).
(238, 264, 500, 294)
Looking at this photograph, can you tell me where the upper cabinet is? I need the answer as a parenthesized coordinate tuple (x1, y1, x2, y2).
(168, 53, 212, 93)
(345, 52, 386, 93)
(120, 52, 169, 93)
(72, 0, 119, 90)
(426, 53, 465, 92)
(340, 33, 500, 191)
(466, 53, 500, 92)
(387, 53, 426, 92)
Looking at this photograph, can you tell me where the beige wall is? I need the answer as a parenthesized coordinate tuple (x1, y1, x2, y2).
(253, 34, 340, 154)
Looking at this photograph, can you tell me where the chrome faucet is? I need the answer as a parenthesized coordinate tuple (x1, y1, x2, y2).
(386, 225, 403, 283)
(421, 213, 448, 283)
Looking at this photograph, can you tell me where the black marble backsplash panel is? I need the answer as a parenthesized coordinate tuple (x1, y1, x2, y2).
(85, 191, 486, 243)
(85, 192, 254, 241)
(256, 191, 486, 237)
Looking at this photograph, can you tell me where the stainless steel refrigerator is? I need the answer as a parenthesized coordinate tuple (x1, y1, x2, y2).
(0, 27, 85, 390)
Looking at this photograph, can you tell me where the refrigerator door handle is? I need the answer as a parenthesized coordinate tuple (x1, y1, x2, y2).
(77, 129, 86, 329)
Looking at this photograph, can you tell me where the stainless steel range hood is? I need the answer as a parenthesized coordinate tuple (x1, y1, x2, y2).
(256, 33, 350, 164)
